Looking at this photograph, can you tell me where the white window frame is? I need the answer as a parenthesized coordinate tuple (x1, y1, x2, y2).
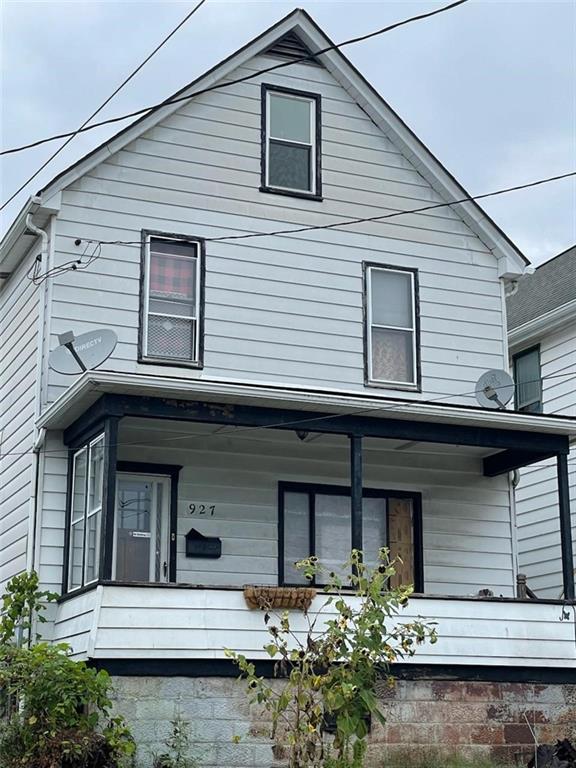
(141, 234, 201, 364)
(366, 265, 418, 389)
(265, 89, 317, 195)
(68, 433, 105, 592)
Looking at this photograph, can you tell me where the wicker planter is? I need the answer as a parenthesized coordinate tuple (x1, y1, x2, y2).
(243, 585, 316, 611)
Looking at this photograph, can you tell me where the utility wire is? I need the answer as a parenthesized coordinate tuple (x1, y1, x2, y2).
(26, 170, 576, 284)
(0, 0, 208, 211)
(1, 372, 574, 458)
(1, 0, 470, 159)
(206, 171, 576, 243)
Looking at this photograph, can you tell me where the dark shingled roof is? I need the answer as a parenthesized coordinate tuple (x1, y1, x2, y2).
(507, 245, 576, 330)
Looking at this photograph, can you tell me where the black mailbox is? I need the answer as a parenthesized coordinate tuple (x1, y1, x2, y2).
(185, 528, 222, 559)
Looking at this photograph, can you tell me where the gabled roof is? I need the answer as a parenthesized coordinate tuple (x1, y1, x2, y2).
(1, 8, 529, 279)
(507, 245, 576, 331)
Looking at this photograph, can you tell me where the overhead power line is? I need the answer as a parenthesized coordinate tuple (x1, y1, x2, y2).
(205, 171, 576, 243)
(0, 371, 574, 458)
(0, 0, 208, 211)
(26, 169, 575, 285)
(1, 0, 470, 159)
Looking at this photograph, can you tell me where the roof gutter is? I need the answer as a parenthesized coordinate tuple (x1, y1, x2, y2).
(0, 193, 61, 282)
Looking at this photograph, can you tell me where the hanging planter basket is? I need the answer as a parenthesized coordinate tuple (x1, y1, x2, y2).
(243, 585, 316, 611)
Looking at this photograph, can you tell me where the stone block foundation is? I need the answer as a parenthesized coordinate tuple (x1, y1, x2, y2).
(109, 675, 576, 767)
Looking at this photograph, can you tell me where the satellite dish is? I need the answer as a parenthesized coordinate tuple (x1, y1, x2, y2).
(49, 329, 117, 375)
(475, 369, 515, 410)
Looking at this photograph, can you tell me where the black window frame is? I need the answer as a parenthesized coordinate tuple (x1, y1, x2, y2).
(278, 481, 423, 591)
(138, 230, 205, 369)
(363, 261, 421, 392)
(513, 345, 543, 413)
(260, 84, 322, 201)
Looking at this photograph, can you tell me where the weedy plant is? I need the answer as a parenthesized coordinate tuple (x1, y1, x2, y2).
(152, 712, 198, 768)
(0, 571, 135, 768)
(226, 548, 438, 768)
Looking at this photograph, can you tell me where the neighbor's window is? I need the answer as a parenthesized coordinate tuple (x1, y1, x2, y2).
(141, 235, 202, 364)
(513, 346, 542, 413)
(263, 86, 320, 195)
(280, 482, 420, 589)
(366, 265, 419, 388)
(68, 434, 104, 591)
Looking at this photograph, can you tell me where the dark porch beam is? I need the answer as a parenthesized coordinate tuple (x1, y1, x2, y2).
(483, 449, 558, 477)
(100, 416, 119, 581)
(558, 454, 575, 601)
(350, 435, 363, 553)
(64, 393, 570, 455)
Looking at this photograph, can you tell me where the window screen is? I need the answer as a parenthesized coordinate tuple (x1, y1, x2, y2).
(264, 88, 319, 195)
(513, 347, 542, 412)
(142, 237, 200, 363)
(367, 266, 418, 387)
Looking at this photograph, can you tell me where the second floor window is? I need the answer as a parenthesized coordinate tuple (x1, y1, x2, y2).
(262, 85, 321, 197)
(140, 234, 203, 366)
(513, 346, 542, 412)
(365, 264, 419, 389)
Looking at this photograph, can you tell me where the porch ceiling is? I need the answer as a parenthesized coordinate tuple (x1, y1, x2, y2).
(118, 416, 494, 459)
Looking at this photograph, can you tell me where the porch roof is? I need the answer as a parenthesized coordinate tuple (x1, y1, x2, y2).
(39, 370, 576, 442)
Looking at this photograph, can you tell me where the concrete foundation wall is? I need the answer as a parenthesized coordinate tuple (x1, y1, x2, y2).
(110, 675, 576, 767)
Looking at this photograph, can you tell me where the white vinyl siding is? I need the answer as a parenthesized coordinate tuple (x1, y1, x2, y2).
(514, 322, 576, 598)
(54, 586, 576, 668)
(0, 249, 39, 591)
(45, 53, 506, 406)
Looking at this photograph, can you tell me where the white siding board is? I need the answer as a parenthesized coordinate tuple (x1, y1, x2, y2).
(37, 432, 69, 594)
(0, 249, 39, 592)
(55, 587, 575, 666)
(514, 321, 576, 597)
(47, 48, 505, 404)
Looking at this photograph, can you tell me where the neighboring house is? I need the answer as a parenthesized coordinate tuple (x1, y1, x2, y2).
(508, 245, 576, 598)
(1, 10, 575, 763)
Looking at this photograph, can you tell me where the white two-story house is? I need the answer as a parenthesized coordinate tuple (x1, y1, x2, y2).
(508, 246, 576, 598)
(2, 10, 575, 764)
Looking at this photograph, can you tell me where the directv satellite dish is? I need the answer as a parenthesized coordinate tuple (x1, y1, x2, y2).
(49, 329, 117, 375)
(475, 369, 515, 410)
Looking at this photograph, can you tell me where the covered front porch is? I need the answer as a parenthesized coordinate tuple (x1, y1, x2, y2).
(40, 379, 575, 667)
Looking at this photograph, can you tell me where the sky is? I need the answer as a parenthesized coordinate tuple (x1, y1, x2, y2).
(1, 0, 575, 265)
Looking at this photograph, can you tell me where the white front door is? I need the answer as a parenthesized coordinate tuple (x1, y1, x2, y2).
(113, 474, 170, 582)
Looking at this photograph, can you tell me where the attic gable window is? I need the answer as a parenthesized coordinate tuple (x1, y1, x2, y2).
(364, 263, 420, 390)
(140, 233, 204, 367)
(261, 85, 322, 199)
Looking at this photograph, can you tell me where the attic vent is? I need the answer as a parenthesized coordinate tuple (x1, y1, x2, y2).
(265, 31, 321, 66)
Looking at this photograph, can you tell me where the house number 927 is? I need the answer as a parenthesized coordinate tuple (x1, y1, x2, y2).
(189, 504, 216, 516)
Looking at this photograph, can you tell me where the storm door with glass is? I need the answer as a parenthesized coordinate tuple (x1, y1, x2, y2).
(113, 474, 170, 582)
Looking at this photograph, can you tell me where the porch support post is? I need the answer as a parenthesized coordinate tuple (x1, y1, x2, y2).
(557, 453, 574, 601)
(350, 435, 363, 554)
(100, 416, 119, 580)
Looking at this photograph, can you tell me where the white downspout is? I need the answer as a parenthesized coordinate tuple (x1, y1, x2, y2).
(25, 212, 50, 575)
